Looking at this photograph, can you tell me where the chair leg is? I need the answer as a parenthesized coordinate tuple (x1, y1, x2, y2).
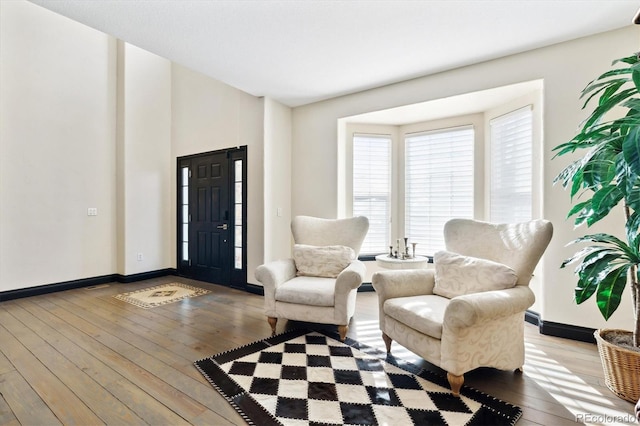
(267, 317, 277, 335)
(381, 333, 392, 353)
(338, 325, 348, 341)
(447, 373, 464, 397)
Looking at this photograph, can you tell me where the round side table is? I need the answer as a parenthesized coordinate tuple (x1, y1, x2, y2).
(375, 254, 429, 270)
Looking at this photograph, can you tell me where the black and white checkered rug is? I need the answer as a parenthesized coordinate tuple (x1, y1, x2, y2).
(195, 329, 522, 425)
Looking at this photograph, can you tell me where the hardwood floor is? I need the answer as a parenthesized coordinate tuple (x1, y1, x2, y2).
(0, 276, 636, 425)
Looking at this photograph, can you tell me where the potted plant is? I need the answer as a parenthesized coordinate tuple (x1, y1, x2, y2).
(553, 53, 640, 403)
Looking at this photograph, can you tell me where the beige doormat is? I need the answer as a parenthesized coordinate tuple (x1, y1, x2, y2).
(114, 282, 210, 309)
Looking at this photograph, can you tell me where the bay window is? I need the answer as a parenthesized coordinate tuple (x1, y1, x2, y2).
(350, 105, 534, 258)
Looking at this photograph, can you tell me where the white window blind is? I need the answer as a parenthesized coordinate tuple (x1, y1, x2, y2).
(490, 106, 533, 223)
(353, 134, 391, 255)
(405, 126, 474, 254)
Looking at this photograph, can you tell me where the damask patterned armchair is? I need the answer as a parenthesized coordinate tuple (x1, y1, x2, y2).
(372, 218, 553, 396)
(255, 216, 369, 341)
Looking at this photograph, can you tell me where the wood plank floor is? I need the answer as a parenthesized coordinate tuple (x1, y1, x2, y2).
(0, 276, 637, 425)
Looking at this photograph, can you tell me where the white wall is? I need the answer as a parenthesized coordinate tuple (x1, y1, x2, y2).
(263, 97, 293, 262)
(117, 43, 172, 275)
(1, 0, 268, 291)
(292, 26, 640, 330)
(170, 64, 265, 283)
(0, 0, 117, 291)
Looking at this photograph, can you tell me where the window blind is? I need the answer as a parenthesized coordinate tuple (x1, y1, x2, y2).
(353, 134, 391, 255)
(405, 126, 474, 254)
(490, 106, 533, 223)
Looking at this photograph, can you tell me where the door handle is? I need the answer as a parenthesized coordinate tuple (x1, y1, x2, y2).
(217, 223, 228, 230)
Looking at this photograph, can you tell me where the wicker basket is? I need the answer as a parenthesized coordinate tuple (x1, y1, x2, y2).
(594, 329, 640, 403)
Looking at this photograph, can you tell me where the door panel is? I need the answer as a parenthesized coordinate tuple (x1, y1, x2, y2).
(189, 152, 229, 284)
(178, 147, 247, 288)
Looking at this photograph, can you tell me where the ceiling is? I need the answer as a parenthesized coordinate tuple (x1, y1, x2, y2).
(344, 80, 542, 125)
(29, 0, 640, 108)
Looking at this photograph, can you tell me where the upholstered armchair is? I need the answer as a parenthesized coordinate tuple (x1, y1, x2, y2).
(372, 218, 553, 396)
(255, 215, 369, 341)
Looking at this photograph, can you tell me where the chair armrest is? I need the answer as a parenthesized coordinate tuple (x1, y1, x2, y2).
(255, 259, 297, 293)
(333, 260, 367, 324)
(444, 286, 535, 330)
(255, 259, 297, 318)
(335, 260, 367, 295)
(372, 269, 435, 332)
(371, 269, 436, 302)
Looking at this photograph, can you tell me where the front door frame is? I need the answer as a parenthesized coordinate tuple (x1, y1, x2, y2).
(176, 146, 247, 288)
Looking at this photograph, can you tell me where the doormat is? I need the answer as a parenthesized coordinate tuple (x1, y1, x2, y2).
(114, 282, 210, 309)
(194, 329, 522, 426)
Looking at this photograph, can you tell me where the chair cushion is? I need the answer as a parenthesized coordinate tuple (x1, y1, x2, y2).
(433, 250, 517, 298)
(383, 295, 450, 339)
(275, 276, 335, 307)
(293, 244, 355, 278)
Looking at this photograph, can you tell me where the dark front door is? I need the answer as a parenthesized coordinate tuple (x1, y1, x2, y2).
(177, 147, 247, 288)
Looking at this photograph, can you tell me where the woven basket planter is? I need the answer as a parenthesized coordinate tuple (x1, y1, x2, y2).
(594, 329, 640, 403)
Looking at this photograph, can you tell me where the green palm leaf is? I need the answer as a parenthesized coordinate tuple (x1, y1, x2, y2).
(575, 254, 622, 304)
(623, 126, 640, 172)
(633, 68, 640, 91)
(595, 265, 630, 319)
(583, 88, 636, 130)
(591, 185, 624, 219)
(613, 55, 639, 66)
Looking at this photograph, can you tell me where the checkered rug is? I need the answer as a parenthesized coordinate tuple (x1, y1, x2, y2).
(195, 329, 522, 425)
(113, 282, 210, 308)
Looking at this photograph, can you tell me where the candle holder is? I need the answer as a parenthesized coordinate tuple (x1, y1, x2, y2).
(403, 237, 409, 259)
(412, 242, 417, 258)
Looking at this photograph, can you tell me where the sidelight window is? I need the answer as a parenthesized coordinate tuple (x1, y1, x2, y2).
(234, 160, 243, 269)
(180, 166, 189, 262)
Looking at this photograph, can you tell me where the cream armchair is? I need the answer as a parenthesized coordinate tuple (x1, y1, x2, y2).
(255, 215, 369, 341)
(372, 219, 553, 396)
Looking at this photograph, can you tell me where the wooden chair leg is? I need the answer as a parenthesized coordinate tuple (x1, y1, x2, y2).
(338, 325, 348, 341)
(447, 373, 464, 397)
(381, 333, 392, 353)
(267, 317, 277, 335)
